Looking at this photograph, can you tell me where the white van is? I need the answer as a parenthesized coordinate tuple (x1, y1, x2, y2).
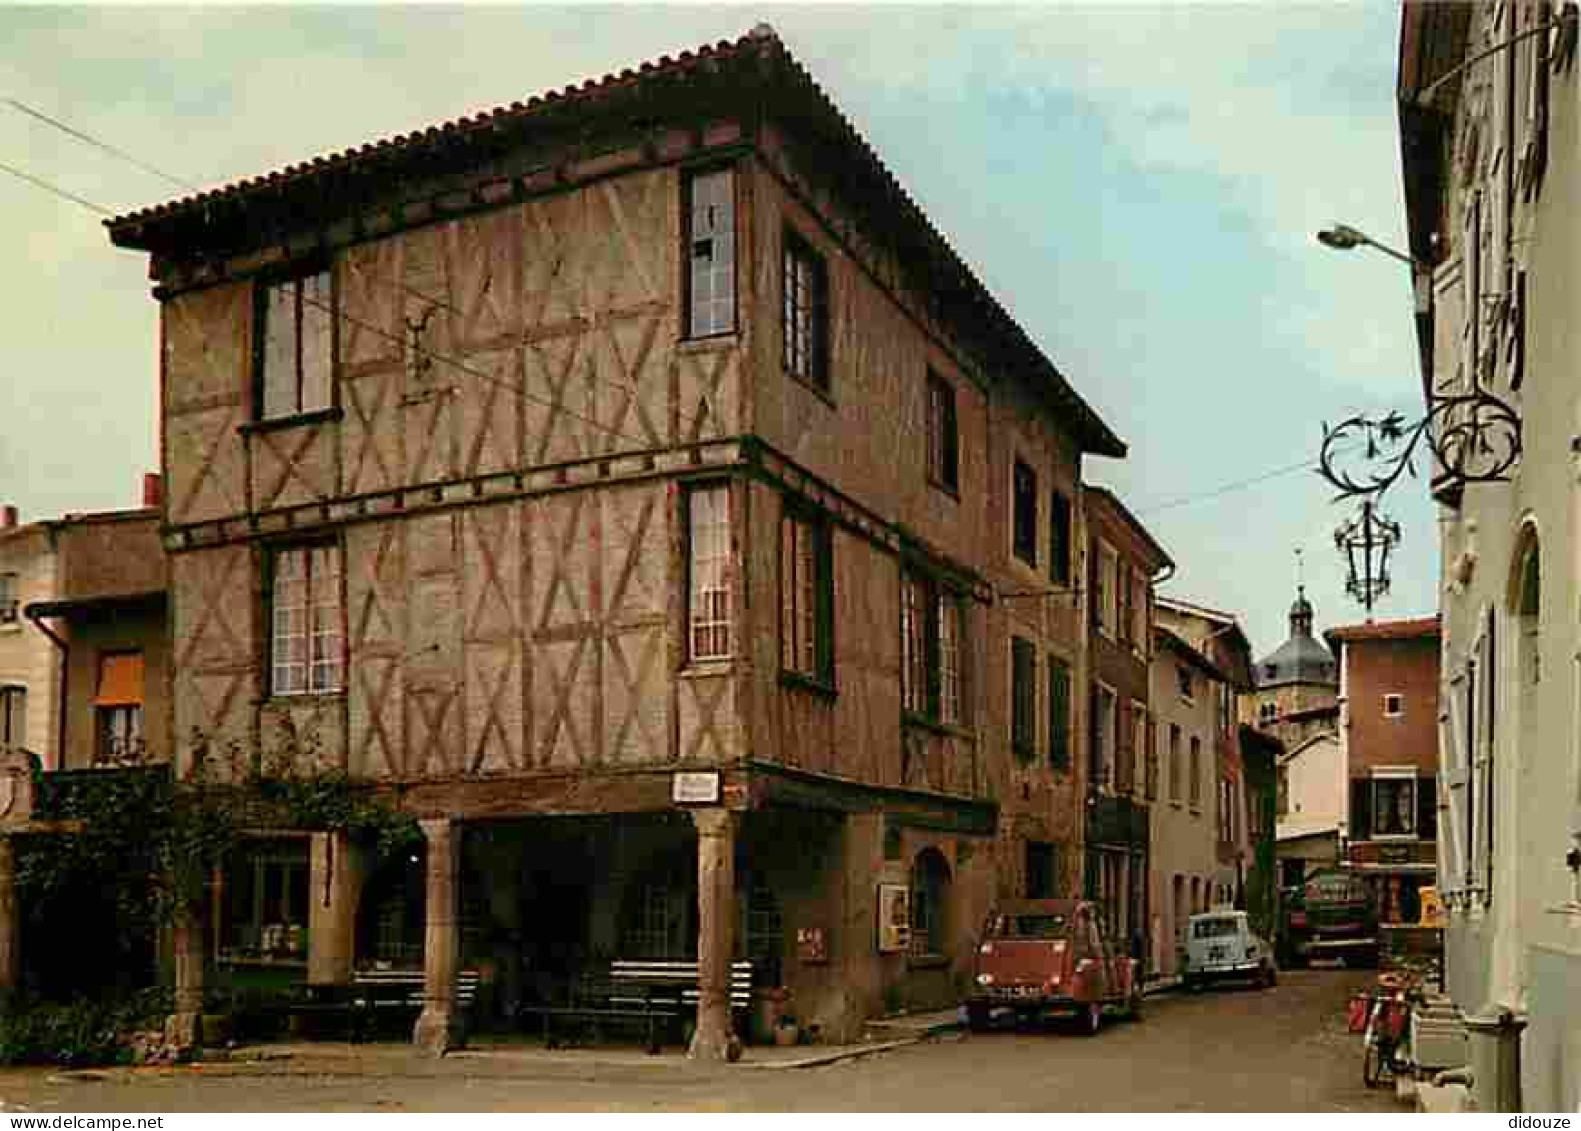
(1181, 909, 1277, 991)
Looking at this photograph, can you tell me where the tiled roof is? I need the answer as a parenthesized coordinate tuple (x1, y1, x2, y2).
(102, 25, 1126, 458)
(1325, 615, 1441, 643)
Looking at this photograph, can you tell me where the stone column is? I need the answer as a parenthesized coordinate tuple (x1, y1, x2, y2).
(308, 831, 362, 986)
(166, 901, 206, 1051)
(1465, 1010, 1526, 1112)
(413, 818, 463, 1056)
(689, 807, 740, 1062)
(0, 837, 18, 1003)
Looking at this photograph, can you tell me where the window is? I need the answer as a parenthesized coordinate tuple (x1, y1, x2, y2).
(925, 371, 958, 492)
(1383, 693, 1404, 718)
(1219, 777, 1235, 844)
(94, 652, 145, 765)
(1099, 544, 1119, 634)
(1128, 702, 1148, 794)
(687, 485, 733, 662)
(903, 569, 966, 726)
(270, 545, 344, 697)
(1168, 724, 1182, 801)
(1371, 772, 1417, 838)
(1144, 710, 1159, 799)
(221, 840, 310, 962)
(780, 507, 832, 683)
(0, 685, 24, 748)
(909, 848, 951, 958)
(1132, 573, 1149, 653)
(1218, 684, 1232, 737)
(1012, 460, 1038, 566)
(1049, 491, 1072, 586)
(782, 227, 828, 389)
(1092, 684, 1116, 788)
(1258, 701, 1278, 726)
(687, 169, 736, 338)
(1011, 636, 1036, 761)
(257, 268, 333, 420)
(1117, 559, 1133, 646)
(1177, 664, 1194, 701)
(1025, 841, 1058, 900)
(1189, 736, 1202, 809)
(1048, 655, 1071, 771)
(0, 573, 16, 624)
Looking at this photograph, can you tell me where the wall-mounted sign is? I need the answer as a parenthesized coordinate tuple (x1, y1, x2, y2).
(877, 883, 911, 954)
(671, 771, 721, 804)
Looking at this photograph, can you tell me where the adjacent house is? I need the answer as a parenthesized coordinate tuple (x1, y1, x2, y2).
(0, 506, 62, 770)
(1397, 0, 1581, 1109)
(101, 27, 1127, 1054)
(1326, 617, 1440, 928)
(1154, 597, 1258, 911)
(1147, 625, 1226, 976)
(1081, 486, 1169, 967)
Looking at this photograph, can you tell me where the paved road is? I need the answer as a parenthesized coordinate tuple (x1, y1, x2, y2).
(0, 969, 1398, 1112)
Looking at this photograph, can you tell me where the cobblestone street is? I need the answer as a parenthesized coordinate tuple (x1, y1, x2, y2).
(0, 969, 1399, 1112)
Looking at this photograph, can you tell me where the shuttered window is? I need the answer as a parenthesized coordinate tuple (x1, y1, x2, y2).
(780, 506, 833, 684)
(1048, 656, 1071, 771)
(1011, 637, 1035, 761)
(1049, 491, 1072, 586)
(926, 371, 959, 492)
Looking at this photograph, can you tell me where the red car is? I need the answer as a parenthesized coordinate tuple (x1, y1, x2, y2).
(964, 899, 1142, 1035)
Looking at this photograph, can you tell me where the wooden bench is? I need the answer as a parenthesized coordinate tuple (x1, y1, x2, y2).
(516, 960, 751, 1053)
(289, 969, 480, 1042)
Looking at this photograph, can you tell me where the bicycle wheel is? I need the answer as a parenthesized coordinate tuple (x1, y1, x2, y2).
(1363, 1039, 1382, 1089)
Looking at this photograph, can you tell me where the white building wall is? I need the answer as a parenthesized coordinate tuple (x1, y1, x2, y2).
(0, 523, 61, 768)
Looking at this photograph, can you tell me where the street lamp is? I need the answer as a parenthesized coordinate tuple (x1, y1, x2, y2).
(1315, 224, 1419, 269)
(1333, 501, 1401, 617)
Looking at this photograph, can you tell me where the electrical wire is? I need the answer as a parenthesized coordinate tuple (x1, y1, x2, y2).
(0, 157, 111, 214)
(5, 98, 201, 193)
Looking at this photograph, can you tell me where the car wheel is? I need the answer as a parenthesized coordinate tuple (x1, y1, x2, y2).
(1265, 964, 1278, 988)
(966, 1003, 990, 1033)
(1127, 991, 1144, 1021)
(1079, 1002, 1102, 1036)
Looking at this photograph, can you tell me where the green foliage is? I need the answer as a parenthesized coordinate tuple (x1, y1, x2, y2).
(0, 988, 171, 1067)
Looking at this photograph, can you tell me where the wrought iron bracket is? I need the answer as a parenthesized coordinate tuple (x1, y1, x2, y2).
(1317, 386, 1522, 507)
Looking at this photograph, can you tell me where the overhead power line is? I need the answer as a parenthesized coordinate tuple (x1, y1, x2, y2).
(5, 98, 201, 193)
(0, 157, 111, 214)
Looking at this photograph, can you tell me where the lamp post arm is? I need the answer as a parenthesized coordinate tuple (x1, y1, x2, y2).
(1417, 12, 1575, 105)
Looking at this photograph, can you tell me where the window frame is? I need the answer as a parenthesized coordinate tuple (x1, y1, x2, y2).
(903, 565, 967, 728)
(1010, 636, 1036, 761)
(93, 650, 146, 766)
(683, 166, 738, 340)
(1047, 653, 1072, 772)
(267, 542, 347, 699)
(1371, 767, 1419, 840)
(781, 224, 830, 392)
(1012, 459, 1038, 567)
(1049, 490, 1072, 587)
(685, 482, 735, 665)
(0, 572, 17, 625)
(0, 685, 25, 748)
(253, 261, 336, 423)
(779, 501, 835, 689)
(1188, 734, 1203, 810)
(925, 369, 960, 494)
(1092, 682, 1117, 789)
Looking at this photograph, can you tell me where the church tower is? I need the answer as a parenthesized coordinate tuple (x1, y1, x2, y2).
(1250, 583, 1339, 749)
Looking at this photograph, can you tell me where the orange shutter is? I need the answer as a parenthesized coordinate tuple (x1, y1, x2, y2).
(95, 653, 145, 707)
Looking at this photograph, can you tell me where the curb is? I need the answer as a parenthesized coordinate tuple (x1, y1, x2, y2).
(741, 1036, 924, 1070)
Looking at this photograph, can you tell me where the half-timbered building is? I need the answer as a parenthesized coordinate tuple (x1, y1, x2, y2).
(104, 26, 1124, 1056)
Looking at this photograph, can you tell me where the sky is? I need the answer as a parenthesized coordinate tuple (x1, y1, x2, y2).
(0, 2, 1439, 660)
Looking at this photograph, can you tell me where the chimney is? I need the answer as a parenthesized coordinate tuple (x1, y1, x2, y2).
(141, 473, 163, 509)
(0, 506, 16, 530)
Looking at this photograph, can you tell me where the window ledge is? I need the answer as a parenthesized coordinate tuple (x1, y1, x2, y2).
(239, 406, 343, 436)
(906, 953, 950, 970)
(679, 660, 733, 680)
(780, 670, 837, 700)
(904, 712, 970, 739)
(261, 690, 347, 706)
(678, 332, 739, 355)
(786, 370, 836, 409)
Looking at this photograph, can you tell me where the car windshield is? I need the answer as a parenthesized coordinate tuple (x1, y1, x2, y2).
(988, 914, 1068, 939)
(1192, 917, 1241, 939)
